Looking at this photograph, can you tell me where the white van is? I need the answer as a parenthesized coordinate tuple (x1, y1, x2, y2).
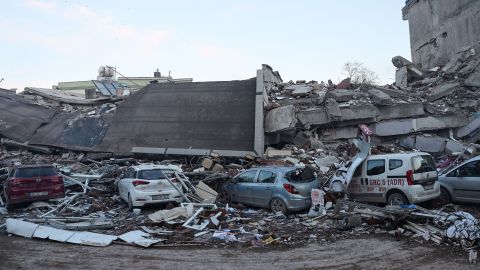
(347, 152, 440, 205)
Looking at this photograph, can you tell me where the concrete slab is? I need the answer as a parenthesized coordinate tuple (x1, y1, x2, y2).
(399, 136, 416, 149)
(395, 67, 408, 88)
(373, 87, 408, 98)
(330, 89, 354, 102)
(377, 103, 425, 121)
(340, 104, 379, 121)
(373, 113, 467, 136)
(373, 119, 414, 136)
(368, 88, 392, 105)
(325, 98, 342, 121)
(414, 135, 446, 153)
(285, 85, 313, 97)
(445, 140, 464, 153)
(319, 127, 358, 140)
(265, 105, 296, 133)
(415, 113, 468, 132)
(426, 82, 460, 101)
(465, 67, 480, 87)
(297, 108, 330, 127)
(457, 116, 480, 138)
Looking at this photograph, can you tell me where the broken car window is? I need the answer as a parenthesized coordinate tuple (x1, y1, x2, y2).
(367, 160, 385, 176)
(258, 171, 276, 183)
(286, 167, 316, 183)
(412, 155, 436, 173)
(15, 167, 56, 178)
(389, 159, 403, 171)
(237, 171, 256, 183)
(458, 161, 480, 177)
(137, 169, 167, 180)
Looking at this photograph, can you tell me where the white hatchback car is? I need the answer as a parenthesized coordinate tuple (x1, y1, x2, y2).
(117, 164, 185, 210)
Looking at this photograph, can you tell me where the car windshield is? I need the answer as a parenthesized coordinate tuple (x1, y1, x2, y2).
(412, 155, 436, 173)
(161, 169, 178, 178)
(137, 169, 167, 180)
(285, 166, 316, 183)
(15, 167, 56, 178)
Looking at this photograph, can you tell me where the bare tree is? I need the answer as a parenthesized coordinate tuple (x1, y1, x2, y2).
(342, 62, 379, 86)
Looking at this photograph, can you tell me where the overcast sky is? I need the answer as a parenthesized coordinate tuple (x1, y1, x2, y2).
(0, 0, 410, 90)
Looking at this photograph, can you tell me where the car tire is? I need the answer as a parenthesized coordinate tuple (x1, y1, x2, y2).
(387, 192, 408, 206)
(439, 187, 451, 203)
(217, 190, 232, 204)
(270, 198, 287, 214)
(127, 193, 134, 211)
(5, 201, 14, 211)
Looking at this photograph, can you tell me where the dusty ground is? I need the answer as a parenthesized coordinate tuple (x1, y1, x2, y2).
(0, 234, 475, 270)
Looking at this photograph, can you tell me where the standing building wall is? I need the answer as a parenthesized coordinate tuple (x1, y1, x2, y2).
(403, 0, 480, 69)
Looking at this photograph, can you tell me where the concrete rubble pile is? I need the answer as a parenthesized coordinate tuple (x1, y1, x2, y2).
(0, 148, 478, 261)
(264, 47, 480, 164)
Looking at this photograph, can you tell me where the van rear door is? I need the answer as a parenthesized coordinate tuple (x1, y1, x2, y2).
(411, 155, 438, 190)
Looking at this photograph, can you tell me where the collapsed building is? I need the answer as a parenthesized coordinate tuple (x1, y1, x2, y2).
(403, 0, 480, 69)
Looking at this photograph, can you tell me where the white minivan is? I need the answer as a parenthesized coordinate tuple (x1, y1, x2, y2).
(347, 152, 440, 205)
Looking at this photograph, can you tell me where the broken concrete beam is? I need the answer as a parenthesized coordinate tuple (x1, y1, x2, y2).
(414, 135, 446, 153)
(297, 108, 330, 127)
(325, 98, 342, 121)
(372, 119, 414, 136)
(329, 89, 353, 102)
(458, 59, 480, 78)
(372, 113, 467, 136)
(265, 105, 296, 133)
(293, 132, 312, 149)
(392, 56, 424, 78)
(368, 88, 392, 106)
(413, 77, 442, 86)
(457, 116, 480, 138)
(319, 127, 358, 140)
(415, 113, 468, 132)
(465, 67, 480, 87)
(426, 82, 460, 101)
(376, 103, 425, 121)
(265, 147, 293, 157)
(399, 136, 416, 149)
(340, 104, 379, 121)
(372, 87, 408, 98)
(445, 140, 464, 153)
(395, 67, 408, 88)
(285, 84, 313, 97)
(392, 56, 414, 68)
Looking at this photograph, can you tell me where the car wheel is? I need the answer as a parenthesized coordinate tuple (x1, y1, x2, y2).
(217, 190, 232, 204)
(439, 187, 451, 204)
(387, 193, 408, 206)
(270, 198, 287, 214)
(127, 193, 134, 211)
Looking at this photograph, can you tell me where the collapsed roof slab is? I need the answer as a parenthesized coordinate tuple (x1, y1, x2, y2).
(0, 89, 55, 142)
(97, 78, 262, 156)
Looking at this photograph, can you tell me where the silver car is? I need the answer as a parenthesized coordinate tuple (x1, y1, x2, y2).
(222, 166, 319, 213)
(438, 155, 480, 203)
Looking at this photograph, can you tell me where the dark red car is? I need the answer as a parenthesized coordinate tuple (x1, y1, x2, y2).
(3, 164, 65, 209)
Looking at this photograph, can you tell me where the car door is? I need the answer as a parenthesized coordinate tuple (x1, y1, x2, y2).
(118, 168, 134, 199)
(250, 170, 277, 207)
(363, 158, 387, 202)
(231, 170, 258, 204)
(444, 160, 480, 202)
